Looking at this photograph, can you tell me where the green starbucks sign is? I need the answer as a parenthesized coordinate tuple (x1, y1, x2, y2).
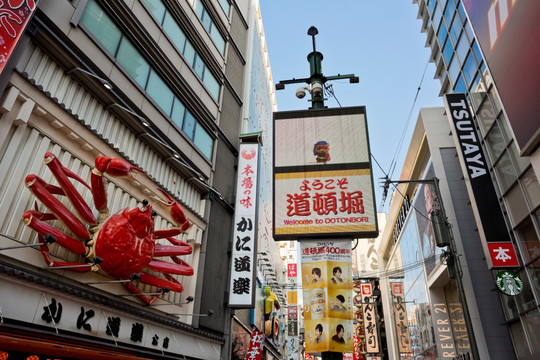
(496, 270, 523, 296)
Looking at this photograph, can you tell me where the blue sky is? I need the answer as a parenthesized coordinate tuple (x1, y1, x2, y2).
(259, 1, 445, 211)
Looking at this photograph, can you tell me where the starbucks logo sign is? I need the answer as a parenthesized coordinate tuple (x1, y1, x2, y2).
(496, 270, 523, 296)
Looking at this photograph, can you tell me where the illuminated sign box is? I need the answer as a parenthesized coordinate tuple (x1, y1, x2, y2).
(273, 107, 378, 240)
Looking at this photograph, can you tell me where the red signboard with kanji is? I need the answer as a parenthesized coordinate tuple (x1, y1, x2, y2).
(487, 242, 519, 268)
(0, 1, 38, 75)
(288, 263, 297, 277)
(245, 330, 265, 360)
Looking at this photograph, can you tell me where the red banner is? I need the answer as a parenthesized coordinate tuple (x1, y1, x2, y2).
(0, 0, 37, 75)
(245, 330, 265, 360)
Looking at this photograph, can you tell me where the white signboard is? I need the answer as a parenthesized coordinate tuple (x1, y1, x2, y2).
(229, 143, 259, 307)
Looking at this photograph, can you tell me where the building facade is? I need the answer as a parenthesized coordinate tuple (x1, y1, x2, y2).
(405, 0, 540, 358)
(380, 108, 515, 359)
(0, 0, 275, 359)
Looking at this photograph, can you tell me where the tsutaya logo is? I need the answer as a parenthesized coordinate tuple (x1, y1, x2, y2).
(496, 270, 523, 296)
(446, 97, 486, 178)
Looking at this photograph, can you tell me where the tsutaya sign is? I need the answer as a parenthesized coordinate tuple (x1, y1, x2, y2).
(229, 142, 260, 307)
(273, 107, 378, 240)
(444, 93, 519, 269)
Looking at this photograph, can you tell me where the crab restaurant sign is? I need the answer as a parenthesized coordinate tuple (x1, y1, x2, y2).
(228, 142, 260, 307)
(0, 0, 38, 75)
(444, 93, 518, 269)
(273, 107, 378, 240)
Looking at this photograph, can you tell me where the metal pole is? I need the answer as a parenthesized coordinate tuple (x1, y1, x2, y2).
(432, 178, 480, 360)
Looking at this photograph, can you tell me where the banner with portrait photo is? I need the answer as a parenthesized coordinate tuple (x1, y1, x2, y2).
(300, 240, 353, 355)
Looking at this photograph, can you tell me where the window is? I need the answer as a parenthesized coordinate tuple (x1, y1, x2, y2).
(449, 16, 461, 44)
(218, 0, 230, 16)
(163, 12, 187, 52)
(437, 22, 448, 48)
(80, 0, 121, 55)
(195, 0, 226, 55)
(116, 38, 150, 88)
(82, 0, 215, 160)
(454, 74, 467, 93)
(462, 52, 476, 84)
(448, 56, 460, 84)
(442, 39, 454, 65)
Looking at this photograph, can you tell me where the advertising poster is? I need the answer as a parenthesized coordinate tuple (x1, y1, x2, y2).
(273, 107, 378, 240)
(301, 240, 353, 355)
(391, 283, 411, 354)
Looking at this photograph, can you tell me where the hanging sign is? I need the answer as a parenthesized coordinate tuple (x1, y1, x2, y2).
(273, 107, 378, 240)
(229, 143, 260, 307)
(496, 270, 523, 296)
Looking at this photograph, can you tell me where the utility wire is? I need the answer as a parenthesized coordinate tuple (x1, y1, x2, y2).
(387, 57, 430, 182)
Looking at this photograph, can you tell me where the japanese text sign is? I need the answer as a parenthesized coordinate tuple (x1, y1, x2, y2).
(487, 242, 519, 268)
(229, 143, 259, 307)
(246, 330, 265, 360)
(0, 0, 38, 76)
(273, 107, 378, 240)
(391, 282, 411, 353)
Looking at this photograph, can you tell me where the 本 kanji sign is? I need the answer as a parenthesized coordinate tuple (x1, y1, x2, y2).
(273, 107, 378, 240)
(229, 142, 259, 307)
(487, 242, 519, 268)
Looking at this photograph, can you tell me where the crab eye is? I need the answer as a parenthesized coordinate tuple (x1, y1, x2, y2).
(142, 199, 149, 206)
(152, 210, 157, 217)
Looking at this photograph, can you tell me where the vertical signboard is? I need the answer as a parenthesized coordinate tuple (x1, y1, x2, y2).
(361, 284, 380, 354)
(444, 93, 519, 269)
(301, 240, 353, 356)
(229, 143, 260, 307)
(0, 0, 38, 76)
(462, 0, 540, 154)
(273, 107, 378, 240)
(391, 283, 411, 354)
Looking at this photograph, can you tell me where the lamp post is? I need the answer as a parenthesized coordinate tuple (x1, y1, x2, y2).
(388, 177, 480, 360)
(275, 26, 358, 109)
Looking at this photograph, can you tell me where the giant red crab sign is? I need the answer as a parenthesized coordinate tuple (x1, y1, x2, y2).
(21, 152, 193, 304)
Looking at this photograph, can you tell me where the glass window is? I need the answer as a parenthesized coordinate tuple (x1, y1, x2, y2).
(458, 2, 467, 24)
(485, 122, 506, 161)
(443, 39, 454, 65)
(204, 71, 220, 101)
(444, 0, 456, 25)
(437, 22, 448, 47)
(142, 0, 166, 24)
(462, 52, 476, 84)
(449, 16, 461, 44)
(523, 310, 540, 354)
(171, 98, 186, 129)
(194, 125, 213, 160)
(509, 140, 530, 174)
(193, 54, 205, 78)
(472, 41, 483, 65)
(518, 219, 540, 264)
(455, 33, 469, 64)
(218, 0, 230, 16)
(428, 0, 436, 15)
(183, 111, 196, 139)
(183, 41, 196, 67)
(515, 268, 536, 313)
(81, 0, 121, 56)
(163, 12, 186, 53)
(116, 38, 150, 88)
(509, 321, 530, 358)
(200, 8, 212, 33)
(146, 70, 174, 115)
(494, 152, 517, 191)
(432, 3, 441, 30)
(211, 29, 226, 55)
(454, 74, 467, 93)
(448, 57, 460, 84)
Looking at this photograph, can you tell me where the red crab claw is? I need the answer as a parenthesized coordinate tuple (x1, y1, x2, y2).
(91, 156, 146, 212)
(154, 189, 190, 238)
(44, 152, 96, 226)
(25, 175, 91, 240)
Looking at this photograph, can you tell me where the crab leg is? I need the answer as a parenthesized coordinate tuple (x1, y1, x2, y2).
(22, 210, 88, 255)
(154, 190, 190, 237)
(91, 156, 146, 214)
(25, 176, 91, 240)
(146, 259, 194, 276)
(123, 272, 184, 305)
(43, 152, 96, 225)
(154, 238, 192, 257)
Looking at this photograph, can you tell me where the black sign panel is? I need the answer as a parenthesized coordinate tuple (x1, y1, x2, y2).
(444, 93, 510, 243)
